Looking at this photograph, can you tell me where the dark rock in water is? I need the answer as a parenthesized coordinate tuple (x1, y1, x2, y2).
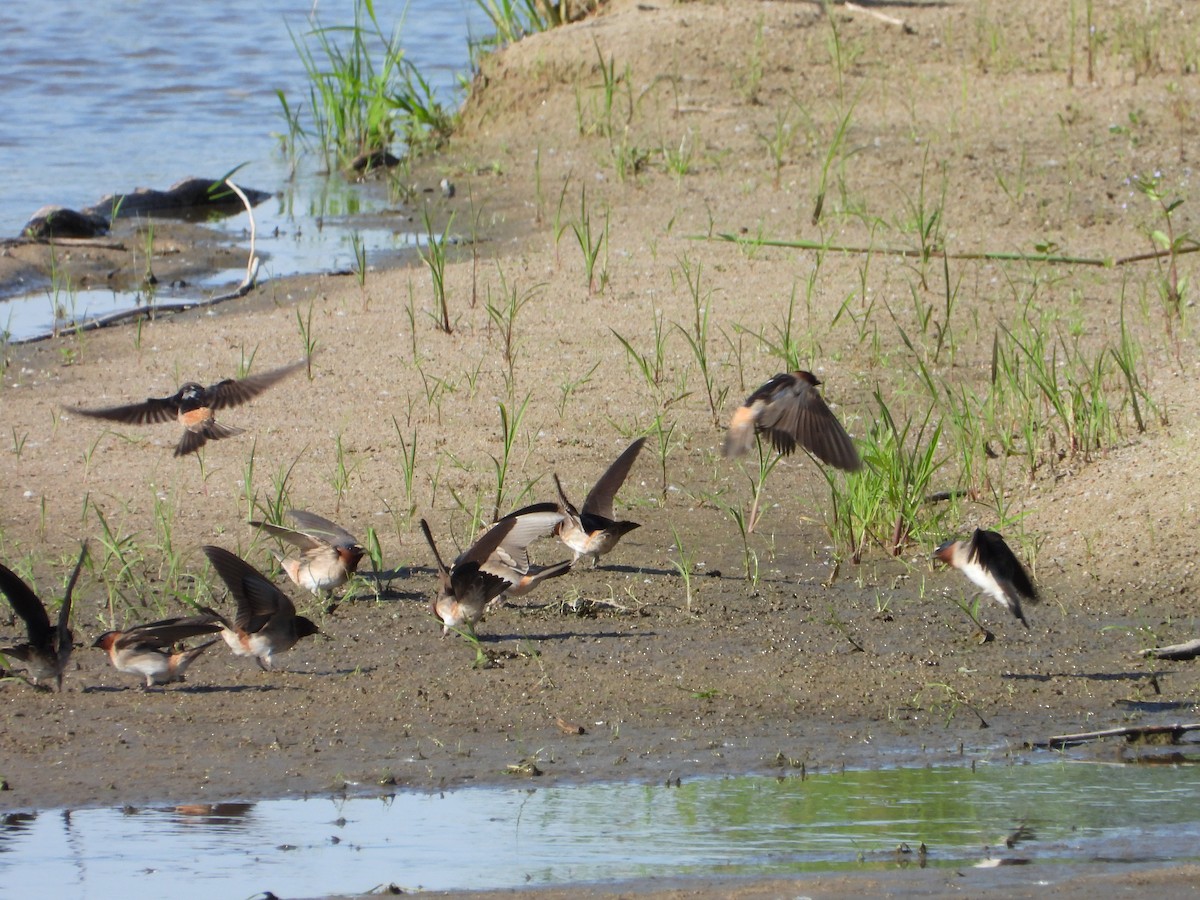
(84, 177, 272, 220)
(349, 150, 401, 173)
(22, 205, 110, 239)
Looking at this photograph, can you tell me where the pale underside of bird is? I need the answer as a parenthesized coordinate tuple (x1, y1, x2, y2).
(554, 436, 646, 567)
(250, 509, 365, 596)
(93, 615, 222, 689)
(935, 528, 1038, 629)
(723, 371, 861, 472)
(0, 543, 87, 691)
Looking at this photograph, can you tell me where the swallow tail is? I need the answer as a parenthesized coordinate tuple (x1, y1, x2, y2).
(1002, 593, 1030, 629)
(175, 421, 245, 457)
(174, 638, 220, 676)
(722, 404, 760, 458)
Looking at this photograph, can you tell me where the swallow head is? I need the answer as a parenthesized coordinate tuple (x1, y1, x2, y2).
(176, 383, 207, 410)
(933, 540, 958, 567)
(795, 370, 822, 387)
(610, 521, 641, 539)
(295, 616, 321, 639)
(338, 544, 366, 572)
(92, 632, 120, 651)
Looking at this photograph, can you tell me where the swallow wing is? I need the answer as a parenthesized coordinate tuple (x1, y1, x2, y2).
(969, 529, 1037, 602)
(58, 542, 87, 650)
(250, 521, 327, 553)
(753, 375, 860, 470)
(207, 361, 304, 411)
(203, 546, 292, 633)
(491, 503, 565, 570)
(419, 519, 451, 579)
(73, 395, 179, 425)
(117, 615, 223, 649)
(457, 517, 517, 569)
(449, 562, 510, 604)
(582, 437, 646, 519)
(554, 473, 581, 520)
(0, 564, 52, 647)
(286, 509, 359, 548)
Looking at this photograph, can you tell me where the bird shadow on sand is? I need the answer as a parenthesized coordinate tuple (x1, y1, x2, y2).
(82, 683, 286, 694)
(349, 567, 432, 604)
(482, 629, 656, 643)
(588, 563, 677, 578)
(302, 665, 379, 677)
(1002, 671, 1155, 683)
(1113, 698, 1194, 713)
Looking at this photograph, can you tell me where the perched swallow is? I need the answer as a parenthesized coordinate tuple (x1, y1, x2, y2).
(250, 509, 365, 596)
(72, 360, 305, 457)
(200, 545, 319, 670)
(420, 517, 517, 636)
(479, 503, 573, 600)
(0, 543, 87, 691)
(723, 371, 861, 470)
(935, 529, 1038, 628)
(554, 437, 645, 567)
(92, 615, 222, 689)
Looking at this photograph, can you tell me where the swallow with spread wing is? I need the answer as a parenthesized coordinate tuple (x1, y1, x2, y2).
(478, 503, 573, 601)
(93, 615, 222, 689)
(73, 360, 305, 457)
(250, 509, 365, 596)
(723, 371, 860, 471)
(0, 543, 87, 691)
(554, 436, 645, 567)
(935, 529, 1039, 628)
(200, 545, 320, 670)
(420, 517, 519, 636)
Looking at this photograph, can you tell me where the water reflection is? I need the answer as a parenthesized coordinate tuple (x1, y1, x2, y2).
(1, 762, 1199, 897)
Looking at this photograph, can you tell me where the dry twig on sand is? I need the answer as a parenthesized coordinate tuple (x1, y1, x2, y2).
(1141, 638, 1200, 661)
(1028, 722, 1200, 750)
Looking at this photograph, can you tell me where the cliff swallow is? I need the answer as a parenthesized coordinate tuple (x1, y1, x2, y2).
(479, 503, 573, 600)
(72, 360, 305, 457)
(935, 529, 1038, 628)
(723, 371, 861, 470)
(0, 543, 87, 691)
(554, 437, 645, 567)
(92, 615, 222, 689)
(200, 545, 320, 670)
(250, 509, 365, 596)
(420, 517, 516, 635)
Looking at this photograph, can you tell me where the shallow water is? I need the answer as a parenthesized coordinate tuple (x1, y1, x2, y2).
(2, 761, 1198, 897)
(1, 1, 484, 338)
(0, 0, 482, 235)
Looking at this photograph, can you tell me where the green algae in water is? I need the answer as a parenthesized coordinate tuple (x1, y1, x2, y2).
(2, 761, 1199, 896)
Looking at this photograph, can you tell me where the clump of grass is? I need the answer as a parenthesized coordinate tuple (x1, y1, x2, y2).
(571, 187, 608, 294)
(1133, 172, 1193, 344)
(472, 0, 563, 52)
(673, 255, 727, 427)
(823, 393, 943, 566)
(485, 267, 541, 391)
(282, 0, 453, 171)
(420, 208, 455, 333)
